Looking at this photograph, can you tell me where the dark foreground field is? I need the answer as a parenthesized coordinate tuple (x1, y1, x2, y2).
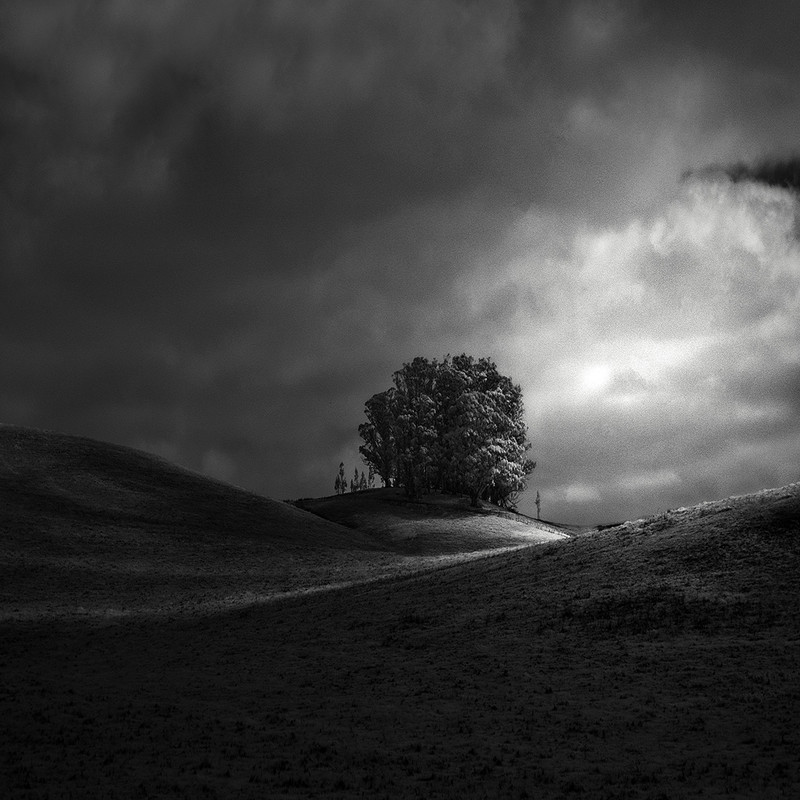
(2, 426, 799, 798)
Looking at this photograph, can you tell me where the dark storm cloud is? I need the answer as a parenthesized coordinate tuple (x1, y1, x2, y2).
(686, 157, 800, 197)
(3, 0, 800, 520)
(1, 0, 526, 263)
(1, 0, 537, 344)
(0, 2, 529, 493)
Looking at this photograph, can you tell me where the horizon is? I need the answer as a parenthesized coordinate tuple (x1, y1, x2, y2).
(3, 2, 800, 525)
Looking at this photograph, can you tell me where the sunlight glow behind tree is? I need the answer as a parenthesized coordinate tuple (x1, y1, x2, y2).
(580, 364, 613, 394)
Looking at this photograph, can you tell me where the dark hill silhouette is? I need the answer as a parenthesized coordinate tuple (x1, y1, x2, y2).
(0, 424, 389, 620)
(0, 424, 374, 549)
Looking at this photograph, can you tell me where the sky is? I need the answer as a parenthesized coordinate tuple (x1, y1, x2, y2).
(2, 0, 800, 525)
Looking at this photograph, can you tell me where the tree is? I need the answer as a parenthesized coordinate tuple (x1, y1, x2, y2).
(359, 470, 368, 491)
(358, 389, 396, 488)
(391, 357, 439, 498)
(535, 490, 541, 520)
(357, 354, 535, 505)
(336, 462, 346, 495)
(446, 386, 532, 507)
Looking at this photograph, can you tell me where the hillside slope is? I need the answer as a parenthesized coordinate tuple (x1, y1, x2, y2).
(0, 426, 564, 620)
(295, 488, 568, 554)
(0, 425, 386, 619)
(2, 482, 798, 798)
(0, 424, 376, 549)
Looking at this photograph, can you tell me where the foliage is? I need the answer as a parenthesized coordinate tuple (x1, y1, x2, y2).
(358, 390, 396, 488)
(358, 355, 535, 506)
(335, 464, 369, 494)
(334, 462, 346, 495)
(391, 357, 439, 498)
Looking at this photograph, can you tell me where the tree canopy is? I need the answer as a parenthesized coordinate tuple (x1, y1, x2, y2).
(358, 355, 535, 507)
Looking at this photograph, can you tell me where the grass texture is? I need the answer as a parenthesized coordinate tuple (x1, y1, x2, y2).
(1, 425, 799, 798)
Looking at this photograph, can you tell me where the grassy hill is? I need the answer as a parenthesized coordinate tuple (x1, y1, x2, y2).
(295, 488, 569, 554)
(0, 425, 563, 620)
(2, 425, 798, 797)
(0, 424, 378, 549)
(0, 425, 385, 620)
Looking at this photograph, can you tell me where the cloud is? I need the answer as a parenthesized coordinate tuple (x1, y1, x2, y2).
(484, 176, 800, 522)
(685, 157, 800, 196)
(560, 483, 602, 505)
(3, 1, 800, 524)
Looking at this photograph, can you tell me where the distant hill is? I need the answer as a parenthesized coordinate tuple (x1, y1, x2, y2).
(294, 488, 569, 554)
(0, 425, 383, 619)
(0, 424, 377, 550)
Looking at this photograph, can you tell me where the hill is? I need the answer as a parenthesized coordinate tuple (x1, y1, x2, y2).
(0, 425, 564, 620)
(0, 425, 385, 619)
(295, 488, 568, 554)
(0, 424, 379, 549)
(2, 475, 798, 797)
